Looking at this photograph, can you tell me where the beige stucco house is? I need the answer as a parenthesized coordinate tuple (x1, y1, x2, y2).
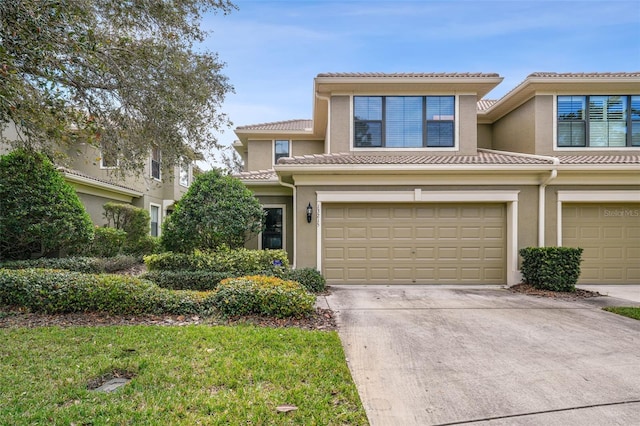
(1, 122, 192, 236)
(234, 72, 640, 285)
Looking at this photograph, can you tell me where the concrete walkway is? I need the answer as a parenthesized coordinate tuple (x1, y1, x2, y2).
(322, 286, 640, 425)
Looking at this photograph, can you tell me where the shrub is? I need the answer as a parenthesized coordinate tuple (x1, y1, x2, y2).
(283, 268, 326, 293)
(124, 235, 161, 256)
(520, 247, 584, 292)
(0, 268, 215, 315)
(0, 255, 140, 274)
(212, 275, 316, 318)
(0, 149, 94, 260)
(144, 248, 288, 274)
(141, 270, 235, 291)
(161, 169, 264, 252)
(103, 202, 150, 242)
(86, 227, 127, 257)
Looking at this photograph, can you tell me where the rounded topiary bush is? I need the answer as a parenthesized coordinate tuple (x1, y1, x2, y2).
(284, 268, 326, 293)
(212, 275, 316, 318)
(0, 149, 94, 260)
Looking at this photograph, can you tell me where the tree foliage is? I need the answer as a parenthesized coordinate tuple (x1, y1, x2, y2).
(0, 148, 94, 260)
(0, 0, 236, 172)
(161, 169, 264, 252)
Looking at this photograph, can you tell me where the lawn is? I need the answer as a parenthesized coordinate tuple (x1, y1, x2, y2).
(603, 306, 640, 321)
(0, 325, 368, 425)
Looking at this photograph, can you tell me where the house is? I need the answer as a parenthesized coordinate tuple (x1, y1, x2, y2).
(234, 72, 640, 286)
(0, 122, 192, 236)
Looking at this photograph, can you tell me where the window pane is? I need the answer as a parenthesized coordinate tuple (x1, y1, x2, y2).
(558, 122, 585, 147)
(632, 122, 640, 146)
(355, 121, 382, 147)
(150, 206, 159, 237)
(631, 96, 640, 120)
(354, 97, 382, 120)
(426, 122, 454, 147)
(608, 122, 627, 147)
(426, 96, 454, 120)
(558, 96, 585, 120)
(274, 140, 290, 163)
(262, 208, 283, 250)
(385, 97, 423, 147)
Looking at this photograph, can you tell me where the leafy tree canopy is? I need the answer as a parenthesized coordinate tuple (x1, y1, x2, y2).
(0, 0, 236, 173)
(161, 169, 264, 252)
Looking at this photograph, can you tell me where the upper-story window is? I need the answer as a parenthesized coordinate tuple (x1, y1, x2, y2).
(557, 95, 640, 148)
(151, 147, 161, 180)
(274, 140, 290, 164)
(100, 142, 118, 168)
(354, 96, 455, 148)
(179, 162, 190, 187)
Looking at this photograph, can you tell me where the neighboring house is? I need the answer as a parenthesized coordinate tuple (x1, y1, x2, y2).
(234, 72, 640, 285)
(0, 122, 193, 236)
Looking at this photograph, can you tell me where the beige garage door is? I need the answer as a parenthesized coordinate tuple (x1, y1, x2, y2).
(323, 203, 506, 284)
(563, 203, 640, 284)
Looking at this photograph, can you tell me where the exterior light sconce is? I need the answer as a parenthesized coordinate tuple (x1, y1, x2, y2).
(306, 203, 313, 223)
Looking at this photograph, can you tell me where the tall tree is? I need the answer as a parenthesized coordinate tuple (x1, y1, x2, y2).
(0, 0, 235, 173)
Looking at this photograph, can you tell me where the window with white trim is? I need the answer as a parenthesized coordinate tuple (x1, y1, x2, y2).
(274, 140, 290, 164)
(150, 205, 160, 237)
(179, 161, 190, 187)
(261, 207, 283, 250)
(557, 95, 640, 147)
(151, 147, 161, 180)
(100, 142, 118, 168)
(354, 96, 455, 148)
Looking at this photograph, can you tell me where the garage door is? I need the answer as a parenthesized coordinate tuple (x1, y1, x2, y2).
(563, 203, 640, 284)
(323, 203, 506, 284)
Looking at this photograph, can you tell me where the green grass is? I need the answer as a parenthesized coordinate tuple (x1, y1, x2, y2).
(0, 325, 368, 425)
(603, 306, 640, 320)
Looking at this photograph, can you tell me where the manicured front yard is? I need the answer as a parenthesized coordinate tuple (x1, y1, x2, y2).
(603, 306, 640, 321)
(0, 325, 368, 425)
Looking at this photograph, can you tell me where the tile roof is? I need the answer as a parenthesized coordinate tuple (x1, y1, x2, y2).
(558, 155, 640, 164)
(58, 167, 142, 193)
(236, 119, 312, 131)
(477, 99, 498, 111)
(277, 151, 554, 166)
(317, 72, 501, 78)
(234, 169, 278, 181)
(528, 71, 640, 78)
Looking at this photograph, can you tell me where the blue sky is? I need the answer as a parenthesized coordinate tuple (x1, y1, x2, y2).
(200, 0, 640, 162)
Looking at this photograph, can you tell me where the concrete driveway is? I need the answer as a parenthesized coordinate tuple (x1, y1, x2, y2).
(322, 286, 640, 425)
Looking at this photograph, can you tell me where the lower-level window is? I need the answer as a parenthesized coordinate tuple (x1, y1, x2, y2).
(150, 205, 160, 237)
(261, 207, 283, 250)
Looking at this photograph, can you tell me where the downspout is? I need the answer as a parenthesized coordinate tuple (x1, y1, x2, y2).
(277, 175, 297, 269)
(538, 157, 559, 247)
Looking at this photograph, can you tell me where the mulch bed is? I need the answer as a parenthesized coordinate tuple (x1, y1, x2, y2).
(0, 307, 337, 331)
(509, 283, 601, 299)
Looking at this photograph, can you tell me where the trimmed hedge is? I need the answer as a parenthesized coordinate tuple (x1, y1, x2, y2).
(520, 247, 584, 292)
(212, 275, 316, 318)
(0, 269, 216, 315)
(144, 248, 289, 274)
(141, 270, 235, 291)
(0, 256, 140, 274)
(86, 227, 127, 258)
(282, 268, 326, 293)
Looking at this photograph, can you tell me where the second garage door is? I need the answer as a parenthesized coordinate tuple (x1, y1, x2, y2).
(323, 203, 506, 284)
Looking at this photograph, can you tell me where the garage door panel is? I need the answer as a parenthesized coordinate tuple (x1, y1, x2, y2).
(323, 203, 505, 284)
(563, 203, 640, 284)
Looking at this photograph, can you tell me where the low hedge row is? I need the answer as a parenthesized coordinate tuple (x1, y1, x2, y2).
(0, 255, 140, 274)
(141, 267, 327, 293)
(0, 268, 215, 316)
(520, 247, 584, 292)
(211, 275, 316, 318)
(144, 248, 289, 274)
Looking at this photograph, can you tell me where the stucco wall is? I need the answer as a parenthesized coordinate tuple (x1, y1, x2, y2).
(247, 140, 273, 171)
(292, 140, 324, 157)
(477, 124, 493, 149)
(492, 98, 537, 154)
(457, 95, 478, 155)
(329, 96, 351, 153)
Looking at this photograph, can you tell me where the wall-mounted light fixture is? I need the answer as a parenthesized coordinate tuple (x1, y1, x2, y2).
(306, 203, 313, 223)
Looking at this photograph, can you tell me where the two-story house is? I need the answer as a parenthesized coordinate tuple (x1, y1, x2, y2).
(234, 72, 640, 286)
(1, 122, 192, 236)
